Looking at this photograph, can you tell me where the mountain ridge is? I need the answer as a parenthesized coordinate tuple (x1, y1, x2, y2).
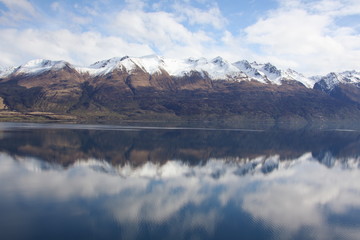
(1, 55, 317, 87)
(0, 55, 360, 123)
(3, 55, 359, 89)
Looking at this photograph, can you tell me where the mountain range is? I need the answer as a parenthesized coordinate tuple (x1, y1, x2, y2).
(0, 55, 360, 123)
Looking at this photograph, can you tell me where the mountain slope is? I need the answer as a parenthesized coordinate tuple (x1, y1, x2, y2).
(314, 71, 360, 105)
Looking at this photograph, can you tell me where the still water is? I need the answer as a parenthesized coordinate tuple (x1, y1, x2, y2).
(0, 122, 360, 240)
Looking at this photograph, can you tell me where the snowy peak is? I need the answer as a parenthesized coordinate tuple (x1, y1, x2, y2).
(211, 56, 227, 66)
(185, 56, 246, 80)
(236, 60, 252, 70)
(130, 55, 166, 74)
(80, 55, 247, 81)
(233, 60, 315, 87)
(251, 62, 282, 78)
(78, 55, 166, 76)
(313, 72, 340, 91)
(263, 63, 281, 75)
(22, 59, 64, 68)
(313, 71, 360, 91)
(234, 60, 268, 84)
(283, 68, 316, 88)
(338, 71, 360, 84)
(89, 56, 129, 69)
(14, 59, 70, 76)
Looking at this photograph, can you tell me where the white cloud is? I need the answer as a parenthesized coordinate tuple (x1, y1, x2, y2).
(173, 3, 227, 29)
(0, 1, 229, 67)
(0, 0, 37, 15)
(307, 0, 360, 16)
(241, 158, 360, 239)
(246, 9, 333, 55)
(0, 28, 154, 66)
(1, 0, 359, 75)
(0, 0, 39, 25)
(242, 0, 360, 75)
(1, 152, 360, 239)
(110, 9, 214, 59)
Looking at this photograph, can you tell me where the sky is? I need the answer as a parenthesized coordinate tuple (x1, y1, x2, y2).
(0, 0, 360, 75)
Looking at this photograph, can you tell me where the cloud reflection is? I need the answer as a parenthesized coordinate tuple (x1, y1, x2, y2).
(1, 153, 360, 239)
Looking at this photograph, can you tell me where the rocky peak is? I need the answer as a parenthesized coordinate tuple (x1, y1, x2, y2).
(211, 56, 227, 67)
(263, 63, 281, 76)
(236, 60, 252, 70)
(313, 70, 360, 93)
(186, 57, 208, 65)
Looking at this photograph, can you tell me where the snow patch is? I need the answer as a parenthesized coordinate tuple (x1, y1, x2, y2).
(15, 59, 68, 75)
(0, 65, 16, 78)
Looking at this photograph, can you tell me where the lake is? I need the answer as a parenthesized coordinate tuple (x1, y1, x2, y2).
(0, 122, 359, 240)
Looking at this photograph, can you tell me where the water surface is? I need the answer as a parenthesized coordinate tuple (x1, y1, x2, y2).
(0, 122, 360, 240)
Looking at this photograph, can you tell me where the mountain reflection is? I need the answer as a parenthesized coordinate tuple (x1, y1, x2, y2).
(1, 123, 360, 240)
(0, 123, 360, 169)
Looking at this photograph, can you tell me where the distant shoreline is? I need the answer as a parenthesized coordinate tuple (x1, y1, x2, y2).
(1, 110, 360, 131)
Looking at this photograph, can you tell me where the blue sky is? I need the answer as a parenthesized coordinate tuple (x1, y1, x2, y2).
(0, 0, 360, 75)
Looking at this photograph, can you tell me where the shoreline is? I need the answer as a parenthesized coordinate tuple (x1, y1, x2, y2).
(0, 110, 359, 131)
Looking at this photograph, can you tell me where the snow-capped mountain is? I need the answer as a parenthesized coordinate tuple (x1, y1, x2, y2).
(182, 56, 248, 81)
(234, 60, 316, 87)
(2, 55, 359, 90)
(77, 55, 250, 82)
(1, 55, 315, 87)
(313, 71, 360, 92)
(13, 59, 70, 76)
(1, 55, 360, 122)
(78, 55, 314, 86)
(76, 55, 165, 76)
